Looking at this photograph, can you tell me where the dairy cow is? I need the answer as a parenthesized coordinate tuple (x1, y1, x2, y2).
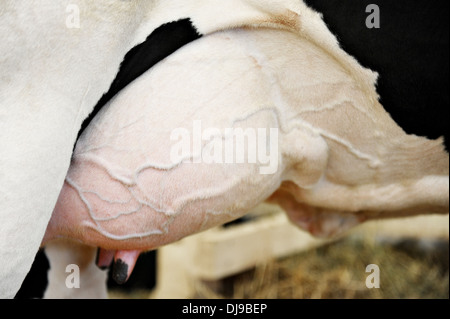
(1, 0, 448, 298)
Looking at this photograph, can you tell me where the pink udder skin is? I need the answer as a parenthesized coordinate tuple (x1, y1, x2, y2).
(43, 151, 283, 251)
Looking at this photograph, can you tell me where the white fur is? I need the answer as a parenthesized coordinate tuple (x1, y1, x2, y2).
(0, 0, 149, 298)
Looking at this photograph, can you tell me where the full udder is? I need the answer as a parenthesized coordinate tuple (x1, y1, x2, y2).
(44, 147, 281, 250)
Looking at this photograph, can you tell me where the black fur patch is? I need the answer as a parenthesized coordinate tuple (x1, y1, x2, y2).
(305, 0, 449, 150)
(77, 18, 202, 141)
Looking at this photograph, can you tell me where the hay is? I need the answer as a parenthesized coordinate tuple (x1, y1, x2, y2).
(193, 237, 449, 299)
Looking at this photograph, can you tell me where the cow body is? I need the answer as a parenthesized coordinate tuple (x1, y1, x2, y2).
(43, 6, 448, 296)
(1, 0, 448, 298)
